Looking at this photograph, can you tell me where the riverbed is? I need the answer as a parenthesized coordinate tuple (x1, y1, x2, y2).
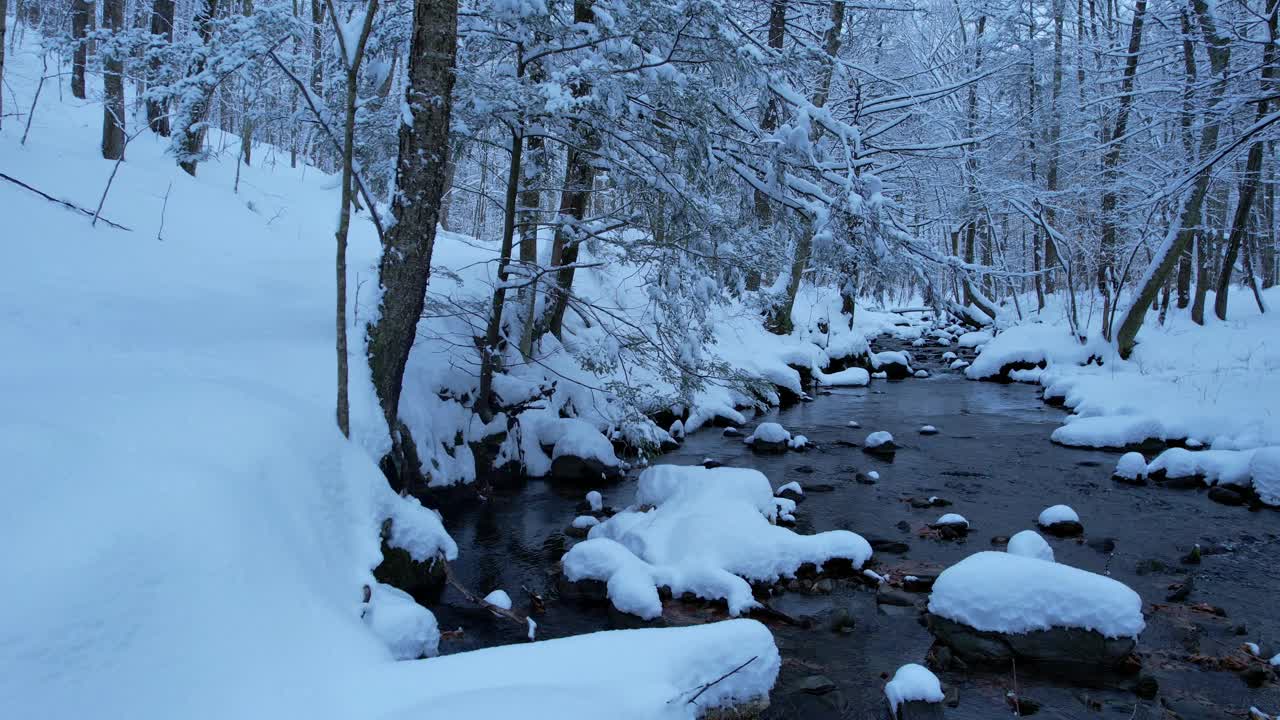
(430, 341, 1279, 719)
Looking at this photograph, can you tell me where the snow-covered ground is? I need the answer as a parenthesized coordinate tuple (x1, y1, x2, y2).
(0, 44, 780, 719)
(965, 289, 1280, 456)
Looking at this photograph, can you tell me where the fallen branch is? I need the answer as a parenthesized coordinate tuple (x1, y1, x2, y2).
(676, 655, 759, 706)
(437, 552, 529, 628)
(0, 172, 132, 231)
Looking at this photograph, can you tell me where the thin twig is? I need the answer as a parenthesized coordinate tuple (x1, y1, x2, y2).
(679, 656, 759, 706)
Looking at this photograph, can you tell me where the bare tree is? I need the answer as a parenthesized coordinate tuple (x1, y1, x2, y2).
(176, 0, 219, 175)
(366, 0, 458, 480)
(101, 0, 126, 159)
(146, 0, 175, 135)
(71, 0, 93, 99)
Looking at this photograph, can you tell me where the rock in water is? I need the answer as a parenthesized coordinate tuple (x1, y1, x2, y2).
(1113, 452, 1148, 485)
(885, 663, 945, 720)
(1037, 504, 1083, 537)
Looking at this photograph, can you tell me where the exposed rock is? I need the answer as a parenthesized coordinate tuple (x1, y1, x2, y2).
(550, 454, 622, 485)
(723, 427, 744, 438)
(877, 586, 919, 608)
(1134, 673, 1159, 699)
(796, 675, 837, 695)
(1039, 520, 1083, 538)
(925, 614, 1137, 669)
(894, 699, 945, 720)
(702, 459, 724, 469)
(902, 574, 937, 592)
(1166, 575, 1195, 602)
(855, 473, 878, 485)
(1207, 486, 1246, 506)
(808, 483, 837, 492)
(869, 538, 911, 554)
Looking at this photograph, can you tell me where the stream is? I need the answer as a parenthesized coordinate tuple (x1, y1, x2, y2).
(429, 338, 1280, 719)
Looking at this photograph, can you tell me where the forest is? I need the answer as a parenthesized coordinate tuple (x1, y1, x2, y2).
(1, 0, 1278, 717)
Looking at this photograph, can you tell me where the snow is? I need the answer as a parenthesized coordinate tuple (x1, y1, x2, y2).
(928, 552, 1145, 638)
(935, 513, 968, 527)
(777, 481, 804, 495)
(884, 663, 944, 712)
(482, 589, 513, 610)
(957, 330, 993, 348)
(867, 471, 881, 480)
(1147, 447, 1256, 487)
(365, 583, 443, 660)
(920, 424, 937, 433)
(0, 46, 780, 720)
(788, 434, 809, 449)
(1271, 653, 1280, 667)
(562, 465, 872, 618)
(968, 291, 1280, 453)
(942, 351, 958, 361)
(913, 369, 929, 378)
(747, 422, 792, 444)
(847, 420, 862, 428)
(1252, 448, 1280, 506)
(552, 418, 622, 467)
(871, 350, 912, 370)
(817, 367, 871, 386)
(587, 490, 604, 512)
(1038, 504, 1079, 526)
(949, 359, 969, 370)
(1115, 452, 1148, 480)
(1006, 530, 1055, 562)
(865, 430, 895, 448)
(573, 515, 602, 529)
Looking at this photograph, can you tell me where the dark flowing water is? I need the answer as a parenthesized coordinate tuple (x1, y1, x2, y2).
(432, 342, 1280, 719)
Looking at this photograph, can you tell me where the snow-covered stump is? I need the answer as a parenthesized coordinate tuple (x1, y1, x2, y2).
(863, 431, 897, 459)
(884, 664, 945, 720)
(926, 552, 1144, 671)
(1037, 504, 1083, 537)
(560, 465, 872, 620)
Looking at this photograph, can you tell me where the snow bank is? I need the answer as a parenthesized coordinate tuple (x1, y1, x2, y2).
(1252, 449, 1280, 506)
(928, 552, 1144, 638)
(884, 663, 944, 712)
(1147, 447, 1256, 487)
(968, 291, 1280, 453)
(371, 620, 780, 719)
(1006, 531, 1055, 562)
(365, 584, 443, 660)
(563, 465, 872, 618)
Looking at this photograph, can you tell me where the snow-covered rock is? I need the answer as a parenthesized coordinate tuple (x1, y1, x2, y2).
(745, 422, 792, 453)
(364, 583, 442, 660)
(1113, 452, 1148, 484)
(949, 359, 969, 370)
(550, 418, 623, 483)
(942, 351, 958, 362)
(586, 490, 604, 512)
(871, 351, 914, 379)
(777, 481, 803, 499)
(483, 589, 513, 610)
(919, 424, 938, 435)
(913, 369, 930, 379)
(927, 552, 1144, 667)
(863, 430, 897, 457)
(1006, 530, 1054, 562)
(788, 434, 809, 450)
(572, 515, 601, 529)
(884, 663, 945, 719)
(1037, 504, 1082, 536)
(934, 513, 968, 528)
(816, 367, 871, 387)
(1050, 415, 1165, 450)
(847, 419, 861, 428)
(561, 465, 872, 618)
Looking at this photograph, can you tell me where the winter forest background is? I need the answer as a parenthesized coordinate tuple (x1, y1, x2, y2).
(2, 0, 1279, 716)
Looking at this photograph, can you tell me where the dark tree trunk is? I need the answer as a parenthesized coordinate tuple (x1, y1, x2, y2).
(543, 0, 598, 341)
(0, 0, 6, 127)
(366, 0, 458, 485)
(746, 0, 787, 292)
(146, 0, 175, 135)
(71, 0, 93, 99)
(101, 0, 126, 160)
(177, 0, 218, 176)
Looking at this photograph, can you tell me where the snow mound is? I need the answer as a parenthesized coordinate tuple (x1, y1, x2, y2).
(573, 515, 601, 529)
(949, 359, 969, 370)
(746, 422, 791, 444)
(957, 330, 994, 348)
(587, 490, 604, 512)
(865, 431, 895, 448)
(884, 663, 944, 712)
(1038, 504, 1079, 526)
(928, 552, 1144, 637)
(364, 583, 442, 660)
(1115, 452, 1148, 481)
(942, 351, 958, 361)
(871, 350, 912, 370)
(777, 481, 803, 496)
(788, 435, 809, 450)
(1147, 447, 1256, 487)
(551, 418, 622, 467)
(1006, 530, 1055, 562)
(1050, 415, 1164, 449)
(562, 465, 872, 618)
(482, 589, 513, 611)
(816, 367, 871, 387)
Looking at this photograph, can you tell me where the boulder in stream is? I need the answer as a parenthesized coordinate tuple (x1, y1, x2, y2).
(1037, 504, 1083, 537)
(885, 663, 946, 720)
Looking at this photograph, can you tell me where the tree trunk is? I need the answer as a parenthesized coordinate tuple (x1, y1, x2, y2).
(543, 0, 597, 341)
(1043, 0, 1065, 296)
(1115, 0, 1233, 357)
(1095, 0, 1146, 340)
(771, 0, 843, 334)
(71, 0, 93, 99)
(746, 0, 787, 292)
(101, 0, 126, 160)
(146, 0, 174, 135)
(366, 0, 458, 483)
(177, 0, 218, 176)
(1213, 0, 1276, 320)
(0, 0, 6, 128)
(475, 127, 523, 422)
(516, 61, 546, 359)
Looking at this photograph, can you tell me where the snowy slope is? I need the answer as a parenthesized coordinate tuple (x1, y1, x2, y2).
(0, 43, 777, 719)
